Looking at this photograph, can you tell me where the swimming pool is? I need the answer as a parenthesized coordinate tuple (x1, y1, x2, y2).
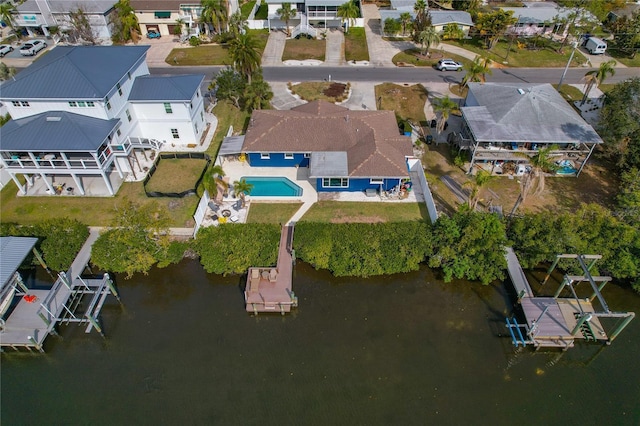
(240, 176, 303, 196)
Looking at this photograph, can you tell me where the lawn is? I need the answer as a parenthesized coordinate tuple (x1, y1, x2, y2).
(0, 180, 198, 227)
(206, 100, 252, 157)
(344, 28, 369, 62)
(607, 49, 640, 68)
(282, 38, 325, 61)
(246, 202, 302, 223)
(392, 48, 471, 68)
(165, 30, 269, 66)
(240, 0, 256, 19)
(375, 82, 428, 124)
(300, 201, 426, 222)
(443, 38, 586, 68)
(553, 84, 584, 103)
(145, 157, 208, 193)
(290, 81, 349, 102)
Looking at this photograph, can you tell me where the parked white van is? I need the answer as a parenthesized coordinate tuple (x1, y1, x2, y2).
(585, 37, 607, 55)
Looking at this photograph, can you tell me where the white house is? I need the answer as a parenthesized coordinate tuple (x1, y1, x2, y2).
(0, 45, 207, 196)
(266, 0, 364, 34)
(130, 0, 203, 37)
(379, 1, 473, 37)
(501, 4, 599, 38)
(14, 0, 116, 42)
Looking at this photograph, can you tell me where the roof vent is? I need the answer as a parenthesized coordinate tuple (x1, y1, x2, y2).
(46, 116, 62, 122)
(517, 88, 525, 95)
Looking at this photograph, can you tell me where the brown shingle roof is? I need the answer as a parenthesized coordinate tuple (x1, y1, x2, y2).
(242, 100, 413, 177)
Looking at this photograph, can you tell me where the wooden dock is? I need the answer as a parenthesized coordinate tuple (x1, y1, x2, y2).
(244, 225, 298, 315)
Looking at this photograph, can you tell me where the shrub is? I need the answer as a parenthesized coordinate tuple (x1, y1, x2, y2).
(189, 36, 201, 46)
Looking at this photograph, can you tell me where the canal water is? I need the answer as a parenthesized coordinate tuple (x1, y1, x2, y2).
(2, 260, 639, 425)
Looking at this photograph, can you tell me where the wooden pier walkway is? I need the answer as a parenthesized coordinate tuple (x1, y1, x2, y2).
(244, 225, 298, 314)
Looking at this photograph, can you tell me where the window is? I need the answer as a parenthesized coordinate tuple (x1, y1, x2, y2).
(154, 11, 171, 18)
(164, 103, 173, 113)
(77, 101, 86, 107)
(127, 72, 131, 80)
(195, 123, 198, 134)
(196, 91, 200, 98)
(200, 111, 204, 121)
(69, 101, 77, 107)
(171, 129, 180, 139)
(303, 153, 311, 158)
(370, 179, 384, 185)
(87, 101, 95, 107)
(106, 101, 111, 110)
(116, 129, 122, 137)
(21, 101, 29, 107)
(322, 178, 349, 188)
(116, 83, 122, 96)
(126, 109, 132, 122)
(12, 101, 20, 107)
(260, 153, 270, 160)
(284, 153, 294, 159)
(189, 101, 193, 110)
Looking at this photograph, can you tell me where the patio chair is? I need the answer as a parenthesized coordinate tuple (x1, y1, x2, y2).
(268, 269, 278, 282)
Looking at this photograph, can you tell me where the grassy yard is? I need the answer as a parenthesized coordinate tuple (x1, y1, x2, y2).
(206, 100, 252, 157)
(443, 38, 586, 68)
(145, 158, 208, 193)
(0, 180, 198, 227)
(282, 38, 325, 61)
(240, 0, 256, 19)
(553, 84, 584, 103)
(375, 82, 428, 124)
(166, 30, 269, 66)
(607, 49, 640, 68)
(300, 201, 426, 222)
(246, 202, 302, 223)
(392, 48, 470, 68)
(290, 81, 349, 102)
(344, 28, 369, 62)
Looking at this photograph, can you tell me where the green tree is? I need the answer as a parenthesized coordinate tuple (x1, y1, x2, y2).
(243, 72, 273, 111)
(598, 78, 640, 170)
(609, 12, 640, 58)
(201, 0, 229, 35)
(0, 2, 17, 33)
(616, 167, 640, 224)
(337, 0, 359, 34)
(461, 56, 492, 87)
(399, 11, 412, 36)
(91, 200, 171, 278)
(452, 0, 479, 16)
(233, 178, 254, 208)
(229, 32, 261, 83)
(276, 2, 297, 37)
(0, 62, 16, 81)
(110, 0, 140, 43)
(464, 170, 494, 210)
(431, 95, 459, 134)
(210, 67, 246, 108)
(442, 23, 464, 41)
(556, 1, 600, 52)
(581, 60, 616, 105)
(69, 7, 96, 44)
(384, 18, 401, 36)
(202, 164, 227, 198)
(418, 26, 440, 55)
(174, 18, 185, 36)
(412, 0, 431, 42)
(475, 9, 517, 49)
(228, 10, 248, 36)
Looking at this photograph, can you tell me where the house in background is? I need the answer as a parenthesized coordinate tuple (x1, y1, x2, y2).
(456, 83, 603, 176)
(0, 46, 207, 196)
(501, 3, 598, 38)
(240, 101, 413, 192)
(130, 0, 203, 37)
(379, 0, 473, 36)
(13, 0, 116, 42)
(265, 0, 364, 35)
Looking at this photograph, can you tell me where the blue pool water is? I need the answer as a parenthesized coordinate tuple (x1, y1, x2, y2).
(240, 176, 303, 196)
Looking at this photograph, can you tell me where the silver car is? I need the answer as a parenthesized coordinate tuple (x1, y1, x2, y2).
(0, 44, 14, 57)
(436, 59, 462, 71)
(20, 40, 47, 56)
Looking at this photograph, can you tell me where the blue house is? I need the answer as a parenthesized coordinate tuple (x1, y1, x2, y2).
(241, 101, 413, 192)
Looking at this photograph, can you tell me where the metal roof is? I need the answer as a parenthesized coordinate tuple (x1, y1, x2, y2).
(461, 83, 603, 144)
(128, 74, 205, 102)
(0, 46, 149, 101)
(0, 237, 38, 289)
(18, 0, 116, 14)
(379, 9, 472, 26)
(309, 151, 349, 178)
(501, 6, 596, 24)
(219, 136, 245, 156)
(0, 112, 119, 152)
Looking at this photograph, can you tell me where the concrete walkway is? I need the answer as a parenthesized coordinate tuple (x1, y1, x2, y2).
(261, 30, 286, 66)
(323, 29, 345, 66)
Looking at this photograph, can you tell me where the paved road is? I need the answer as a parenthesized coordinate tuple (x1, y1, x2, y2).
(151, 66, 639, 86)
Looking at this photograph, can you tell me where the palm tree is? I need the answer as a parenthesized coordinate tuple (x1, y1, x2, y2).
(412, 0, 430, 41)
(244, 74, 273, 111)
(461, 56, 492, 87)
(0, 2, 17, 33)
(431, 95, 459, 133)
(442, 23, 464, 41)
(337, 0, 360, 34)
(276, 3, 297, 37)
(581, 60, 616, 106)
(516, 145, 558, 201)
(229, 33, 261, 83)
(418, 26, 440, 56)
(174, 18, 185, 36)
(233, 178, 254, 208)
(399, 12, 412, 36)
(464, 170, 494, 209)
(201, 0, 229, 35)
(228, 10, 247, 36)
(202, 164, 227, 199)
